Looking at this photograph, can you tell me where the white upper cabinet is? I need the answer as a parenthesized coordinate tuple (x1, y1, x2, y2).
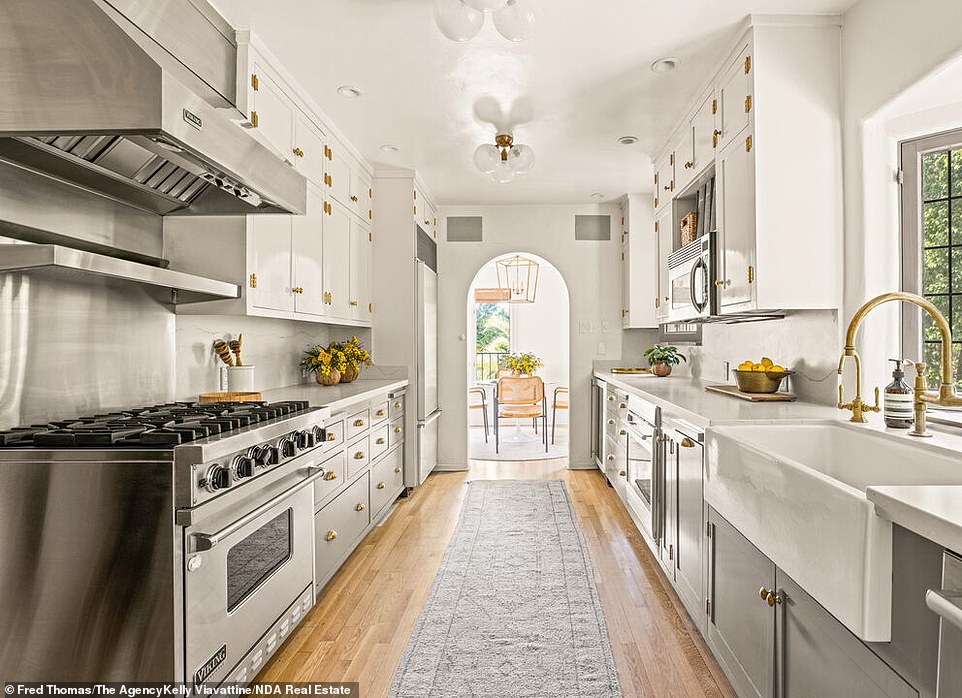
(350, 221, 373, 322)
(620, 194, 658, 329)
(715, 131, 756, 311)
(691, 92, 716, 180)
(324, 137, 353, 208)
(291, 185, 326, 317)
(716, 44, 753, 153)
(654, 154, 674, 212)
(293, 112, 327, 187)
(248, 67, 296, 166)
(249, 214, 294, 314)
(350, 167, 373, 223)
(656, 206, 672, 320)
(322, 198, 354, 321)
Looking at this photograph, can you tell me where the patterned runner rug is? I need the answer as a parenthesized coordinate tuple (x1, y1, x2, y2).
(389, 479, 623, 698)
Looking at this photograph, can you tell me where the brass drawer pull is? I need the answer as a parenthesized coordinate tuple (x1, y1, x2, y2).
(607, 455, 615, 461)
(350, 300, 359, 306)
(619, 403, 627, 409)
(376, 482, 386, 490)
(327, 433, 337, 442)
(354, 452, 365, 460)
(394, 466, 401, 474)
(394, 427, 402, 434)
(619, 470, 626, 477)
(326, 530, 337, 542)
(607, 395, 615, 402)
(351, 195, 359, 202)
(394, 401, 402, 409)
(293, 147, 304, 158)
(376, 438, 386, 445)
(354, 419, 365, 427)
(355, 503, 365, 512)
(324, 471, 337, 481)
(607, 419, 615, 425)
(376, 409, 385, 417)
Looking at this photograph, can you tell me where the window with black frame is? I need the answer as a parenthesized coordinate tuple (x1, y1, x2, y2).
(901, 130, 962, 390)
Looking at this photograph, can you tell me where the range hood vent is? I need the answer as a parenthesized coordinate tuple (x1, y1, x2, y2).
(0, 244, 240, 304)
(0, 0, 307, 216)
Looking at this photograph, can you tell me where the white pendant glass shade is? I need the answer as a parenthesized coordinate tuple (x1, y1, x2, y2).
(434, 0, 483, 42)
(492, 0, 536, 41)
(473, 143, 501, 174)
(464, 0, 508, 11)
(491, 162, 517, 183)
(507, 144, 535, 174)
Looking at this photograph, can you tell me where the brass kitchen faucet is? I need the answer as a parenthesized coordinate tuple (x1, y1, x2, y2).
(838, 292, 962, 436)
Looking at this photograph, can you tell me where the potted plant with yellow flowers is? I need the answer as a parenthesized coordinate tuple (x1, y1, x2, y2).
(301, 344, 347, 386)
(503, 351, 544, 376)
(333, 335, 373, 383)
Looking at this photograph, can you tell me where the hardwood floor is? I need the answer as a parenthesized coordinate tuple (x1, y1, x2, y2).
(257, 459, 735, 697)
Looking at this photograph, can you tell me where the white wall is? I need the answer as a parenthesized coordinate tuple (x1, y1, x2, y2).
(439, 204, 622, 469)
(841, 0, 962, 394)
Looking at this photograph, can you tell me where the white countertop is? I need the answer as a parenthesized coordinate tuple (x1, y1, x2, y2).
(867, 486, 962, 555)
(262, 378, 409, 414)
(594, 371, 839, 428)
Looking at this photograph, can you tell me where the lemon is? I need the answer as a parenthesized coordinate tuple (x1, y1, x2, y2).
(753, 363, 767, 372)
(738, 361, 754, 371)
(760, 357, 774, 369)
(769, 365, 785, 373)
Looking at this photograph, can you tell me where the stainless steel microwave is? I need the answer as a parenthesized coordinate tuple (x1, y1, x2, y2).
(667, 234, 715, 323)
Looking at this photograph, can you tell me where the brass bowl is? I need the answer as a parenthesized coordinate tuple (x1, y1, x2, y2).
(733, 369, 793, 394)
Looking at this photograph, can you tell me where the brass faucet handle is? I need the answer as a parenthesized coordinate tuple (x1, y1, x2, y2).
(868, 386, 881, 413)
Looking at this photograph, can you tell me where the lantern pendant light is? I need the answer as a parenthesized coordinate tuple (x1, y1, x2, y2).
(496, 255, 540, 304)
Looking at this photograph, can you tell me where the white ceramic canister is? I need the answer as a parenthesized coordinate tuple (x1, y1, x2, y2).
(227, 365, 256, 392)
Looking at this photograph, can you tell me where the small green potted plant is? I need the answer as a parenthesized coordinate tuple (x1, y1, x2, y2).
(644, 344, 686, 377)
(334, 335, 373, 383)
(301, 345, 347, 386)
(503, 352, 544, 376)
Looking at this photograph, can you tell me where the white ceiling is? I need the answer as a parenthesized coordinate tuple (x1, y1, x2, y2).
(212, 0, 857, 205)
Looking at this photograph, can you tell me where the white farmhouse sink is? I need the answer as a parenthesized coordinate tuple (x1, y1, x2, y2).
(706, 422, 962, 641)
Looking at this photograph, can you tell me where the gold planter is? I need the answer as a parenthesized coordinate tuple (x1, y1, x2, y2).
(340, 365, 359, 383)
(316, 369, 341, 386)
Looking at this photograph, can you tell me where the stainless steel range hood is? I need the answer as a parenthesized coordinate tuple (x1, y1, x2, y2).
(0, 244, 240, 304)
(0, 0, 307, 216)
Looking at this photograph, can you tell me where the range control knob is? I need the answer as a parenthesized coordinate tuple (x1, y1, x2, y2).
(280, 437, 297, 459)
(296, 430, 315, 449)
(232, 455, 255, 479)
(203, 465, 230, 492)
(255, 445, 279, 467)
(311, 426, 326, 444)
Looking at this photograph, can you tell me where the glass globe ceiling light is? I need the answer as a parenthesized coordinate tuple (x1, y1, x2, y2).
(474, 133, 534, 183)
(435, 0, 535, 42)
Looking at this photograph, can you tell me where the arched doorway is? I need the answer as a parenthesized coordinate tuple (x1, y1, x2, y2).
(465, 253, 570, 462)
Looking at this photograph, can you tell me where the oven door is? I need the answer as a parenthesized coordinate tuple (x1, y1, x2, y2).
(669, 255, 710, 323)
(183, 466, 318, 686)
(624, 414, 660, 545)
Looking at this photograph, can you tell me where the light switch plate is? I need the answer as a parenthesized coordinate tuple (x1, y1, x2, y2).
(601, 320, 610, 332)
(597, 341, 607, 356)
(579, 320, 593, 333)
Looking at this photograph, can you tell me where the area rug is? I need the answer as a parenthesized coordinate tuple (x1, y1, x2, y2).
(389, 479, 623, 698)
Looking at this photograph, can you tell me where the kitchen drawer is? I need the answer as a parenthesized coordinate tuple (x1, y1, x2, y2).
(314, 472, 370, 588)
(346, 435, 370, 479)
(389, 394, 405, 420)
(370, 400, 390, 426)
(323, 419, 344, 452)
(313, 450, 345, 509)
(605, 435, 627, 497)
(389, 417, 404, 448)
(346, 409, 370, 440)
(605, 414, 623, 442)
(370, 424, 390, 460)
(371, 447, 404, 515)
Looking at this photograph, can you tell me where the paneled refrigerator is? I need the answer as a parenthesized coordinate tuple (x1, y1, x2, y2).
(416, 240, 440, 484)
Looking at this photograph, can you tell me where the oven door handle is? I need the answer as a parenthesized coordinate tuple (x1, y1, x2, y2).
(690, 257, 709, 313)
(192, 466, 327, 552)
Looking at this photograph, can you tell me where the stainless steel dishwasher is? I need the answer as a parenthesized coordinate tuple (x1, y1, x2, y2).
(927, 550, 962, 697)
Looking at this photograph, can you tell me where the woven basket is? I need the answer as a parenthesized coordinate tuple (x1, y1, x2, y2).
(681, 212, 698, 246)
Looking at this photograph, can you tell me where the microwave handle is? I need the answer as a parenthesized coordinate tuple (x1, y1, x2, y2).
(192, 465, 327, 552)
(690, 257, 709, 313)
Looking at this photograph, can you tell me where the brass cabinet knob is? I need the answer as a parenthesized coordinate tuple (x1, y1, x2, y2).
(354, 419, 365, 427)
(355, 503, 365, 512)
(619, 403, 627, 409)
(680, 437, 695, 448)
(377, 482, 386, 490)
(324, 471, 337, 481)
(326, 530, 337, 542)
(607, 419, 615, 425)
(607, 395, 615, 402)
(394, 427, 402, 434)
(292, 287, 304, 294)
(350, 300, 359, 306)
(619, 470, 626, 477)
(351, 195, 359, 202)
(327, 433, 337, 442)
(714, 279, 725, 287)
(394, 401, 402, 409)
(376, 438, 386, 445)
(684, 161, 694, 169)
(759, 587, 781, 607)
(376, 409, 385, 417)
(619, 429, 627, 436)
(607, 454, 615, 461)
(394, 466, 401, 474)
(354, 452, 365, 460)
(664, 185, 671, 191)
(293, 147, 305, 158)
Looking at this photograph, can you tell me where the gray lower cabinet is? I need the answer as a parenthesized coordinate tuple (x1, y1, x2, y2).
(371, 446, 404, 516)
(707, 508, 917, 698)
(665, 424, 704, 629)
(314, 472, 371, 589)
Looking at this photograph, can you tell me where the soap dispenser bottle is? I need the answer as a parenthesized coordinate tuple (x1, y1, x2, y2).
(884, 359, 913, 429)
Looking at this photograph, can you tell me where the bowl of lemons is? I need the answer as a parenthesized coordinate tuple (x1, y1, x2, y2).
(733, 357, 793, 393)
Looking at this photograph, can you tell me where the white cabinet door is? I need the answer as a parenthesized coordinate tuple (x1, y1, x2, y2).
(350, 221, 373, 323)
(621, 232, 630, 329)
(656, 207, 673, 320)
(716, 131, 756, 311)
(323, 199, 352, 320)
(674, 129, 695, 194)
(654, 154, 674, 211)
(251, 65, 295, 165)
(324, 139, 352, 208)
(249, 214, 294, 313)
(349, 167, 373, 222)
(717, 46, 752, 152)
(292, 185, 326, 317)
(692, 92, 716, 176)
(293, 112, 326, 187)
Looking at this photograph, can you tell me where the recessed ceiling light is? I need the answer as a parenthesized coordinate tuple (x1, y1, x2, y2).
(337, 85, 362, 98)
(591, 193, 604, 199)
(650, 57, 679, 73)
(380, 144, 400, 153)
(617, 135, 639, 145)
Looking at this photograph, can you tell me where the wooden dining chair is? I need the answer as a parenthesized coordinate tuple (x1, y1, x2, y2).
(551, 386, 569, 445)
(493, 376, 547, 454)
(468, 386, 489, 442)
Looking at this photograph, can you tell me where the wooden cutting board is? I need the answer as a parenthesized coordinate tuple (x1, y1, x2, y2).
(199, 391, 263, 403)
(705, 384, 797, 402)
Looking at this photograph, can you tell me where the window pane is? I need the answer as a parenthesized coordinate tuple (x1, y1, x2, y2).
(954, 296, 962, 339)
(952, 149, 962, 197)
(953, 198, 962, 246)
(923, 248, 949, 293)
(923, 342, 942, 387)
(954, 249, 962, 292)
(923, 295, 950, 341)
(923, 151, 949, 201)
(924, 200, 950, 247)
